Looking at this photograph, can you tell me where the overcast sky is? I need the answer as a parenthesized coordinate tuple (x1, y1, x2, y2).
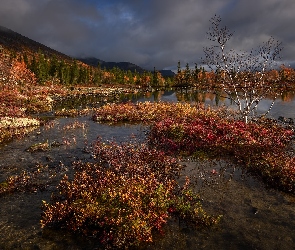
(0, 0, 294, 71)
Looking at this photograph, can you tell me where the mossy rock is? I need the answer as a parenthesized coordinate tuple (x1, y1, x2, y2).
(26, 140, 50, 152)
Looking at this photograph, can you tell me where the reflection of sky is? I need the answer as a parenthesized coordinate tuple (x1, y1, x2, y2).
(259, 99, 295, 119)
(160, 93, 176, 102)
(205, 96, 295, 119)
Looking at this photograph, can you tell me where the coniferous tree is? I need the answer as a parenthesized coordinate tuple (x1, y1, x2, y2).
(49, 55, 59, 78)
(152, 67, 159, 87)
(127, 70, 134, 85)
(29, 54, 38, 77)
(69, 60, 79, 85)
(23, 53, 29, 66)
(58, 61, 70, 85)
(37, 50, 49, 84)
(184, 63, 191, 86)
(193, 63, 201, 85)
(93, 70, 101, 85)
(177, 61, 181, 74)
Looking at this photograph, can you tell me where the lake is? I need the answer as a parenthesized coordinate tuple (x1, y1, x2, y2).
(0, 89, 295, 249)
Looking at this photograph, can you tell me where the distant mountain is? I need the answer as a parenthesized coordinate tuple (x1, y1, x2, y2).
(75, 57, 103, 68)
(77, 57, 147, 74)
(78, 57, 175, 77)
(159, 69, 175, 77)
(0, 25, 71, 60)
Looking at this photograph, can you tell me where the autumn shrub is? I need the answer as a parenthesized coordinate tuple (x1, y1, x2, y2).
(60, 120, 87, 130)
(55, 108, 93, 117)
(0, 125, 39, 144)
(0, 59, 70, 142)
(148, 117, 293, 155)
(92, 101, 219, 124)
(0, 59, 68, 115)
(236, 150, 295, 192)
(91, 101, 295, 192)
(148, 116, 295, 192)
(41, 140, 220, 248)
(0, 166, 49, 196)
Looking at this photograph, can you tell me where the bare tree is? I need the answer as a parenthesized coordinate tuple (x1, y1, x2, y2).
(203, 15, 282, 123)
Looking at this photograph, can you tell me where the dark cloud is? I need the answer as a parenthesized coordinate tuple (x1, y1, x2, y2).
(0, 0, 294, 70)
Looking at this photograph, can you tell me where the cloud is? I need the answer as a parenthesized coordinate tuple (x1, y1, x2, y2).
(0, 0, 294, 70)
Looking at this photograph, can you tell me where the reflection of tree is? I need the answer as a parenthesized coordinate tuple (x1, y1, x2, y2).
(281, 92, 295, 102)
(206, 92, 215, 101)
(145, 92, 152, 98)
(151, 89, 295, 107)
(153, 91, 164, 102)
(175, 90, 206, 103)
(191, 91, 201, 103)
(215, 91, 220, 106)
(175, 91, 186, 102)
(174, 89, 248, 106)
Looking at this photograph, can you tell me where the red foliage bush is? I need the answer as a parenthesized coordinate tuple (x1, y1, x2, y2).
(41, 140, 221, 248)
(148, 116, 295, 192)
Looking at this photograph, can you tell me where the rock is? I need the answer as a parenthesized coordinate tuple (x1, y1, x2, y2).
(26, 140, 49, 152)
(278, 116, 294, 125)
(252, 207, 259, 215)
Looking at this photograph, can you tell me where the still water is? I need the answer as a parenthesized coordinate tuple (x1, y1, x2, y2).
(0, 89, 295, 250)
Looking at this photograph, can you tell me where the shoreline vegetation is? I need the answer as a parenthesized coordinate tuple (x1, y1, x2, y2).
(1, 46, 295, 248)
(2, 73, 295, 144)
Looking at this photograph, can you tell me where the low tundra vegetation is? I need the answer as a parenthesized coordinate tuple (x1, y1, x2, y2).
(148, 115, 295, 192)
(93, 101, 295, 192)
(92, 101, 234, 124)
(41, 140, 221, 248)
(0, 165, 51, 196)
(41, 101, 295, 248)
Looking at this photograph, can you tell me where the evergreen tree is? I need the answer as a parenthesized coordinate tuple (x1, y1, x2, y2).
(58, 61, 70, 84)
(29, 54, 38, 76)
(69, 60, 79, 85)
(152, 67, 159, 87)
(77, 65, 83, 84)
(93, 70, 101, 85)
(49, 55, 59, 78)
(23, 53, 29, 66)
(177, 61, 181, 74)
(193, 63, 201, 85)
(37, 50, 49, 84)
(127, 70, 134, 85)
(184, 63, 191, 86)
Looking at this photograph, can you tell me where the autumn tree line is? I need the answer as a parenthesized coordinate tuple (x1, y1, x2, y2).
(8, 50, 171, 88)
(3, 46, 295, 91)
(174, 61, 295, 93)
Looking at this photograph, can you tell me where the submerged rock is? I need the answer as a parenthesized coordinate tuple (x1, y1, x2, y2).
(26, 140, 50, 152)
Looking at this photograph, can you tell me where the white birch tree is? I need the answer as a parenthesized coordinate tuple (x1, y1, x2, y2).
(203, 15, 282, 123)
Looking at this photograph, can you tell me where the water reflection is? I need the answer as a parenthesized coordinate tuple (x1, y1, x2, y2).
(52, 88, 295, 121)
(124, 89, 295, 120)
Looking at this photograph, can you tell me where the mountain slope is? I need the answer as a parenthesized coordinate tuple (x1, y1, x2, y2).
(0, 25, 175, 77)
(0, 25, 71, 60)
